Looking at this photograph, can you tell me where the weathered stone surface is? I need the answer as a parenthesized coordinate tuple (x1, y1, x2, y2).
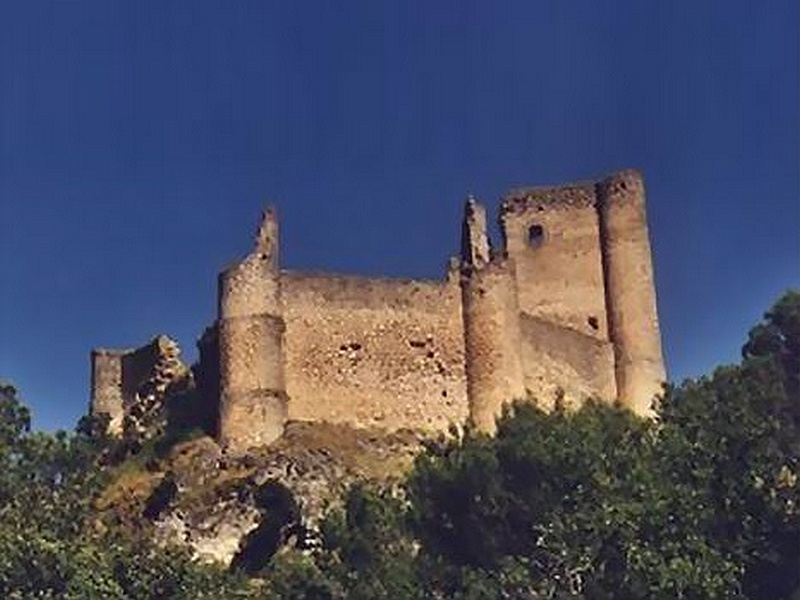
(91, 335, 191, 442)
(90, 170, 665, 446)
(89, 171, 666, 563)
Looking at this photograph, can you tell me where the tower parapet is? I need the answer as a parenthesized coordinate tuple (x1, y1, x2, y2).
(217, 208, 288, 451)
(596, 170, 665, 413)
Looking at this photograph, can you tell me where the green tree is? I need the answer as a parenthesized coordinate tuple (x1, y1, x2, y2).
(0, 383, 252, 599)
(656, 290, 800, 599)
(2, 290, 797, 599)
(408, 401, 740, 598)
(318, 484, 422, 600)
(399, 290, 800, 598)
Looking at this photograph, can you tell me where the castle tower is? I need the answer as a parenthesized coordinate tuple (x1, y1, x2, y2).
(596, 170, 665, 414)
(90, 349, 126, 434)
(460, 197, 525, 433)
(217, 208, 288, 451)
(500, 181, 609, 341)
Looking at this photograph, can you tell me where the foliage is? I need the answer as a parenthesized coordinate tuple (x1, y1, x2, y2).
(1, 290, 798, 599)
(318, 484, 423, 600)
(307, 289, 800, 599)
(656, 289, 800, 598)
(406, 401, 741, 598)
(0, 383, 250, 599)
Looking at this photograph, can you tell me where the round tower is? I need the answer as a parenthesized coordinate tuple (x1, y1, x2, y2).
(217, 208, 288, 451)
(460, 197, 525, 433)
(596, 170, 666, 414)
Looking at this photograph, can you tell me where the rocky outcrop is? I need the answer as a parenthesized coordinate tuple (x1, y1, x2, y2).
(98, 421, 424, 566)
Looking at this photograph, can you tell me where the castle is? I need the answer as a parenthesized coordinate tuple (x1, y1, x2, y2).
(90, 169, 665, 452)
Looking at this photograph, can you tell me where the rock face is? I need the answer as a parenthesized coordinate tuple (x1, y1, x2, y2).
(97, 421, 423, 566)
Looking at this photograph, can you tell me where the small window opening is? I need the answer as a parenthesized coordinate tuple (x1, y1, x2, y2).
(587, 316, 599, 330)
(528, 224, 545, 249)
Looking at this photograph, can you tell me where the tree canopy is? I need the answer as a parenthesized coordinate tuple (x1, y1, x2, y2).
(0, 290, 798, 599)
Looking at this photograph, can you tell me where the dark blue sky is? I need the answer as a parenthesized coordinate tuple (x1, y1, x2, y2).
(1, 1, 797, 431)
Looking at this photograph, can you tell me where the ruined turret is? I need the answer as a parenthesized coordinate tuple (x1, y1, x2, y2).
(217, 208, 288, 452)
(90, 334, 189, 439)
(459, 196, 525, 433)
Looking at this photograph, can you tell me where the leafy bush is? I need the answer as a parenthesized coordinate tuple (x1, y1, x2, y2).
(1, 290, 798, 599)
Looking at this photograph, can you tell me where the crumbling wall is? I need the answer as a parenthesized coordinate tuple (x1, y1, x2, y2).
(195, 325, 221, 436)
(89, 335, 189, 439)
(123, 335, 187, 441)
(518, 314, 617, 409)
(281, 272, 468, 432)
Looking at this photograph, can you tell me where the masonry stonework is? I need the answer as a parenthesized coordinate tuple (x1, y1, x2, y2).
(90, 170, 666, 451)
(90, 335, 187, 437)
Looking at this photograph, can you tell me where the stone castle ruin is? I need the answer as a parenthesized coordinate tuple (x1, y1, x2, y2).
(90, 169, 665, 452)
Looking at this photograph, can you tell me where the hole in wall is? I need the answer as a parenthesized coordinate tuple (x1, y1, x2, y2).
(528, 224, 545, 249)
(587, 316, 599, 330)
(339, 342, 362, 352)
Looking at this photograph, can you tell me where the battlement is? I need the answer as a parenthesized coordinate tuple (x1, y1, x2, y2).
(502, 181, 597, 214)
(595, 169, 645, 205)
(90, 170, 666, 452)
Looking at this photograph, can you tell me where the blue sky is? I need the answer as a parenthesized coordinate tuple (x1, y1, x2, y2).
(1, 1, 797, 431)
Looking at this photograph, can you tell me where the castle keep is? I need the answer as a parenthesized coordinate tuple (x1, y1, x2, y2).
(90, 170, 665, 452)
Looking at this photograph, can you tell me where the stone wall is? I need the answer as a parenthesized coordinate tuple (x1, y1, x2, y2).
(519, 313, 617, 409)
(91, 349, 126, 434)
(217, 208, 287, 451)
(281, 272, 468, 432)
(501, 182, 609, 341)
(89, 169, 667, 448)
(460, 258, 526, 432)
(90, 335, 188, 439)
